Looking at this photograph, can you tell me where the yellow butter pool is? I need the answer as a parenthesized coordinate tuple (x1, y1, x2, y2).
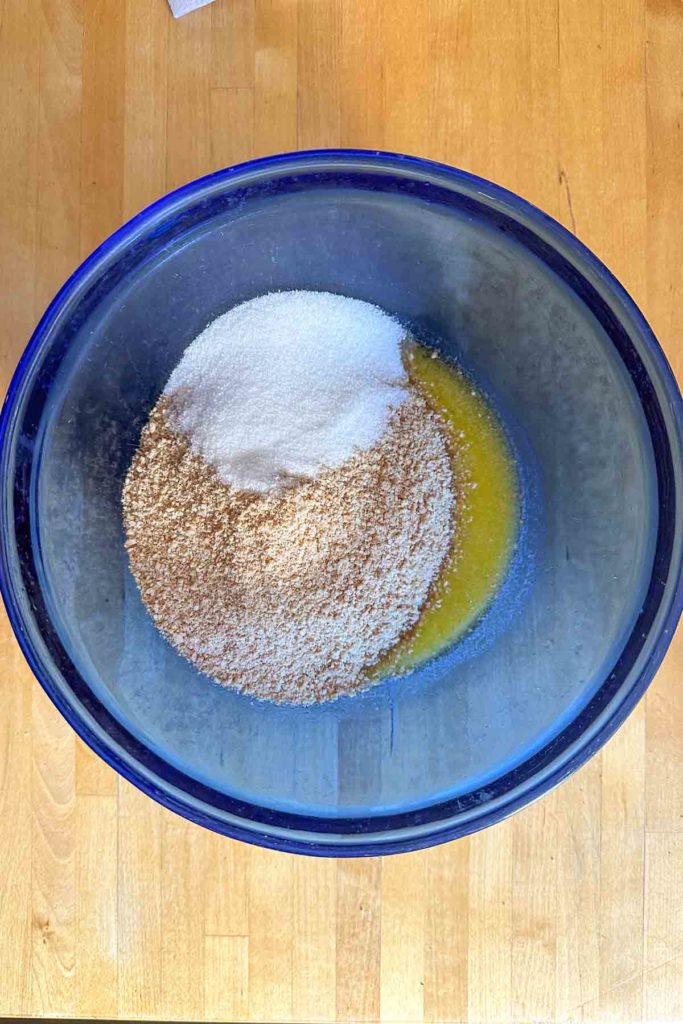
(378, 342, 520, 675)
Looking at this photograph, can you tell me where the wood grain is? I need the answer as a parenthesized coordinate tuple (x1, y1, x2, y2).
(0, 0, 681, 1020)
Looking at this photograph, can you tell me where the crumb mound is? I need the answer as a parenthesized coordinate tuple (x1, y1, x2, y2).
(123, 392, 454, 704)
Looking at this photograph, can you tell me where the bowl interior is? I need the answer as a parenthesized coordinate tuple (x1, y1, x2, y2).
(3, 155, 679, 851)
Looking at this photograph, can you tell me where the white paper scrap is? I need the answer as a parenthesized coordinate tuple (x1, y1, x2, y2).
(168, 0, 215, 17)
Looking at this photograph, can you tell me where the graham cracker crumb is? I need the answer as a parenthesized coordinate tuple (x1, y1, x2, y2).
(122, 392, 455, 704)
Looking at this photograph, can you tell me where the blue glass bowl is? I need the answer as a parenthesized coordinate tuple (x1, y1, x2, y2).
(1, 151, 681, 855)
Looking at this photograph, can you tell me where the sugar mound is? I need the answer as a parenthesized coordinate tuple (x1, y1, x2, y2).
(163, 291, 408, 492)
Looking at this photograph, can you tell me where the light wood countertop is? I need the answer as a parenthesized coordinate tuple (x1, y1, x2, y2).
(0, 0, 681, 1020)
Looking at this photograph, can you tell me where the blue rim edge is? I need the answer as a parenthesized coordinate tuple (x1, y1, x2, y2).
(0, 148, 681, 857)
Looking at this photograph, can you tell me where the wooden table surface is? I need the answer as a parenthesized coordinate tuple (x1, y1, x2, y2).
(1, 1, 682, 1021)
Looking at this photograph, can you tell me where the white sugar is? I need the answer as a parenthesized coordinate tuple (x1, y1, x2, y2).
(163, 291, 408, 492)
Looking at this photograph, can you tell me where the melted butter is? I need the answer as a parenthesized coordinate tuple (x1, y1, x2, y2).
(377, 342, 519, 675)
